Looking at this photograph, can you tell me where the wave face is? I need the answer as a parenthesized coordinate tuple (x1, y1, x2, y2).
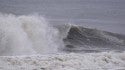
(56, 24, 125, 53)
(0, 14, 63, 56)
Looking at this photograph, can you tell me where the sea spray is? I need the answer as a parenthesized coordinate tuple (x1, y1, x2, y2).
(0, 14, 64, 56)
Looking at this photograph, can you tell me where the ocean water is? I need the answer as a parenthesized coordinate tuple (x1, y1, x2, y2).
(0, 0, 125, 70)
(0, 14, 125, 70)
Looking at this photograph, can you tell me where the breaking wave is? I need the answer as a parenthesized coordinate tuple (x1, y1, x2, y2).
(57, 24, 125, 53)
(0, 13, 125, 56)
(0, 14, 64, 56)
(1, 13, 125, 70)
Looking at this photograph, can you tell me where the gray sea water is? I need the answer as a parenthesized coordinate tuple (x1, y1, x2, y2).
(0, 0, 125, 34)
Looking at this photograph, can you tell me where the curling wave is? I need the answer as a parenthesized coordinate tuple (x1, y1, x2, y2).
(56, 24, 125, 52)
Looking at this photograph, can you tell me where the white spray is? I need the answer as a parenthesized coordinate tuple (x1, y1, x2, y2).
(0, 14, 63, 56)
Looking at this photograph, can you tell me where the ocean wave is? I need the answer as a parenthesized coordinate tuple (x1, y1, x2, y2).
(0, 13, 63, 55)
(0, 13, 125, 56)
(55, 24, 125, 53)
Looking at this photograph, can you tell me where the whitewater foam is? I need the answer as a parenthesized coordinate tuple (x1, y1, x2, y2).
(1, 52, 125, 70)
